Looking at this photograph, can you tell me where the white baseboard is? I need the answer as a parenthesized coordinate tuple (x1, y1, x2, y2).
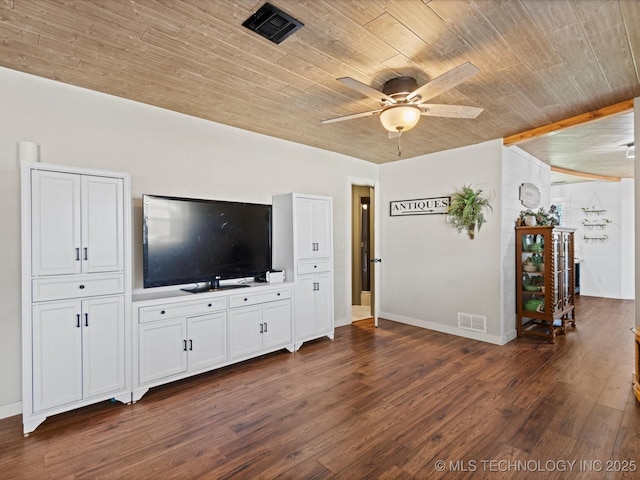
(0, 401, 22, 420)
(379, 311, 515, 345)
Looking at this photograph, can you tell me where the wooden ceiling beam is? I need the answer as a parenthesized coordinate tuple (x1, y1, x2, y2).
(551, 166, 621, 182)
(503, 99, 634, 146)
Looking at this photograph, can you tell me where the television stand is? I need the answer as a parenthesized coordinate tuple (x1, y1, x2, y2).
(181, 282, 250, 293)
(132, 282, 294, 404)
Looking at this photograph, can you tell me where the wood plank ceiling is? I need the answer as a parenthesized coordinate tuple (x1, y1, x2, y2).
(0, 0, 638, 173)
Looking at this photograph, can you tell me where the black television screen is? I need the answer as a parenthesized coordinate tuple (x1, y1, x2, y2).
(143, 194, 272, 291)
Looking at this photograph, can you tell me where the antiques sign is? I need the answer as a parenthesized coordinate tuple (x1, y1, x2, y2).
(390, 196, 450, 216)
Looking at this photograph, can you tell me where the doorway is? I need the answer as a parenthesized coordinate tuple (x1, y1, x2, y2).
(351, 185, 375, 322)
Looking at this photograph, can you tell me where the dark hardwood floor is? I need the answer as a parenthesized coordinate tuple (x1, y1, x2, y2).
(1, 296, 638, 479)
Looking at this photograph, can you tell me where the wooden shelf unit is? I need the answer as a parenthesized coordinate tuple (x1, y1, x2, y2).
(516, 225, 576, 342)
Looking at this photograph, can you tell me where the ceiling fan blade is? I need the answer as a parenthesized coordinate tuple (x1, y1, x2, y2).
(337, 77, 397, 104)
(407, 62, 480, 103)
(419, 104, 483, 119)
(321, 109, 382, 124)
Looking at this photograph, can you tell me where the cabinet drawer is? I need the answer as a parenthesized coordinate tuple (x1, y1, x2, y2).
(298, 260, 331, 275)
(229, 287, 291, 309)
(32, 273, 124, 302)
(138, 297, 227, 324)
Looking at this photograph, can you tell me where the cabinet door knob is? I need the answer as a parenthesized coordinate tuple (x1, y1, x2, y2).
(76, 314, 81, 328)
(79, 284, 85, 289)
(244, 298, 248, 302)
(208, 303, 212, 307)
(84, 313, 89, 327)
(160, 310, 166, 314)
(277, 292, 281, 296)
(183, 339, 188, 351)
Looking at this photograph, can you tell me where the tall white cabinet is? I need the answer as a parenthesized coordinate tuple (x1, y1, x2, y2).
(272, 193, 334, 350)
(22, 163, 131, 435)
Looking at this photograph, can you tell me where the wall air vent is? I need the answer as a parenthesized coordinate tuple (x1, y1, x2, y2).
(242, 2, 304, 44)
(458, 312, 487, 333)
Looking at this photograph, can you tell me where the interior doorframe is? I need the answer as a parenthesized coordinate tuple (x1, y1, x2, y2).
(346, 176, 380, 327)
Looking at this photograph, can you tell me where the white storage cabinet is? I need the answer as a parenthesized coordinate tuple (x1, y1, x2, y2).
(31, 170, 124, 276)
(228, 289, 292, 360)
(132, 283, 293, 402)
(22, 163, 131, 435)
(272, 193, 334, 350)
(32, 296, 125, 411)
(137, 295, 228, 385)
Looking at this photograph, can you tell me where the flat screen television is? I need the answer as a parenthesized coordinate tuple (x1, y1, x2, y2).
(143, 194, 272, 292)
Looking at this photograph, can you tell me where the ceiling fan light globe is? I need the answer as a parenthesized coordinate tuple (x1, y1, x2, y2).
(380, 105, 421, 133)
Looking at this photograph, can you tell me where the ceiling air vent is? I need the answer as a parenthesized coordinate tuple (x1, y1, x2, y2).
(242, 3, 303, 44)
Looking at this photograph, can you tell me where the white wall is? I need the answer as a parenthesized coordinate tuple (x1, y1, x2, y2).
(0, 67, 378, 415)
(377, 142, 552, 345)
(378, 140, 506, 343)
(502, 147, 551, 340)
(551, 179, 635, 299)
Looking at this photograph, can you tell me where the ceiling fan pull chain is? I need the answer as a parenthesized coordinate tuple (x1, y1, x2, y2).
(397, 131, 402, 157)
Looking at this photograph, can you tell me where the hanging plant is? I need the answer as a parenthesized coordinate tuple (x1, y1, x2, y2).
(446, 184, 493, 239)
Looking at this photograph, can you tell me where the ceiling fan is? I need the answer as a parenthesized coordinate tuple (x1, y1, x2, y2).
(321, 62, 484, 137)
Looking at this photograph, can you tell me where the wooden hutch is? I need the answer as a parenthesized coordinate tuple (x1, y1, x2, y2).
(516, 225, 576, 342)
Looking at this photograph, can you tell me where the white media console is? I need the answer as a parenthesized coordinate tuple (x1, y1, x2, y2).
(131, 192, 336, 401)
(131, 282, 295, 402)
